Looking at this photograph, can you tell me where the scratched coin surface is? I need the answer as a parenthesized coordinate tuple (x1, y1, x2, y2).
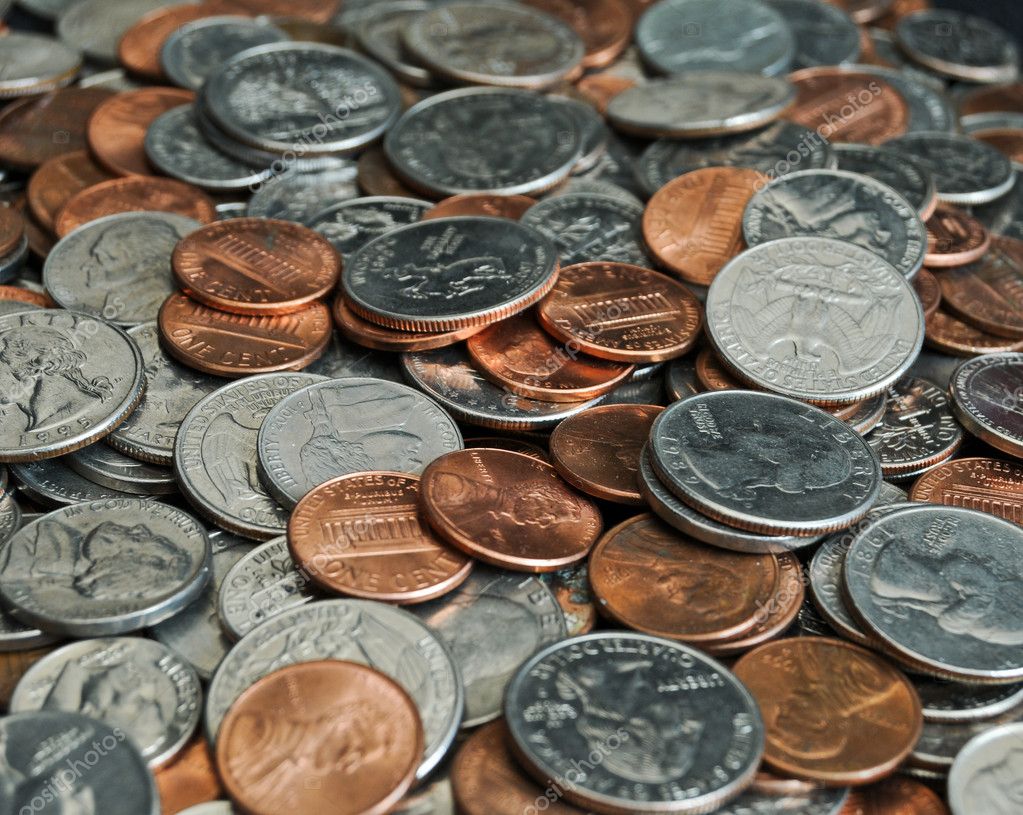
(949, 352, 1023, 459)
(886, 133, 1016, 206)
(521, 192, 649, 267)
(910, 456, 1023, 526)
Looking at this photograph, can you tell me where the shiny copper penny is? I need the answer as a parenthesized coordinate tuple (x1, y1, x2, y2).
(358, 147, 421, 198)
(537, 261, 703, 363)
(288, 472, 473, 604)
(549, 403, 662, 504)
(696, 347, 744, 391)
(0, 87, 115, 172)
(216, 660, 422, 815)
(912, 267, 941, 317)
(937, 236, 1023, 338)
(155, 736, 223, 815)
(464, 435, 551, 463)
(87, 87, 195, 177)
(733, 638, 922, 786)
(0, 206, 24, 258)
(910, 456, 1023, 526)
(172, 218, 341, 315)
(590, 514, 780, 643)
(0, 646, 55, 710)
(959, 82, 1023, 118)
(158, 291, 332, 377)
(54, 176, 218, 237)
(521, 0, 631, 69)
(924, 205, 991, 268)
(839, 775, 949, 814)
(27, 150, 114, 234)
(423, 194, 536, 221)
(925, 308, 1023, 356)
(420, 448, 603, 572)
(333, 297, 482, 351)
(787, 68, 909, 145)
(0, 285, 55, 309)
(643, 167, 765, 286)
(573, 74, 635, 114)
(467, 311, 634, 402)
(973, 128, 1023, 166)
(119, 2, 239, 81)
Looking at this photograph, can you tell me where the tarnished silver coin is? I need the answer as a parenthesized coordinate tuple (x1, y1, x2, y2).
(306, 195, 430, 257)
(711, 788, 848, 815)
(0, 309, 145, 462)
(342, 216, 558, 331)
(174, 372, 325, 540)
(706, 237, 924, 403)
(764, 0, 858, 69)
(57, 0, 172, 63)
(743, 169, 927, 278)
(896, 10, 1019, 84)
(205, 599, 463, 780)
(109, 322, 221, 466)
(913, 702, 1023, 773)
(520, 192, 648, 267)
(0, 498, 211, 637)
(10, 456, 142, 507)
(44, 212, 201, 327)
(607, 72, 795, 139)
(949, 353, 1023, 459)
(948, 722, 1023, 814)
(505, 631, 764, 814)
(845, 504, 1023, 682)
(833, 143, 938, 219)
(885, 132, 1016, 206)
(401, 1, 584, 89)
(0, 710, 158, 815)
(0, 32, 81, 97)
(384, 88, 582, 197)
(66, 443, 176, 495)
(650, 391, 882, 536)
(915, 677, 1023, 724)
(161, 16, 288, 91)
(855, 64, 956, 134)
(636, 0, 795, 77)
(246, 165, 359, 221)
(9, 637, 201, 767)
(257, 377, 463, 507)
(351, 0, 434, 87)
(408, 566, 566, 728)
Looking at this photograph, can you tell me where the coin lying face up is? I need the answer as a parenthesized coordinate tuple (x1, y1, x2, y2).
(948, 722, 1023, 815)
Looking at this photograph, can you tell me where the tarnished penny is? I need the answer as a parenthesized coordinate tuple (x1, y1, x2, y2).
(787, 67, 909, 144)
(172, 218, 341, 315)
(26, 150, 114, 234)
(925, 205, 991, 268)
(642, 167, 764, 286)
(926, 309, 1023, 357)
(537, 261, 703, 363)
(0, 207, 24, 259)
(216, 660, 422, 815)
(549, 403, 662, 504)
(155, 736, 224, 815)
(333, 297, 483, 352)
(467, 311, 635, 402)
(54, 176, 217, 237)
(288, 472, 473, 604)
(423, 194, 537, 221)
(840, 775, 949, 813)
(590, 514, 780, 643)
(733, 638, 923, 785)
(912, 267, 941, 318)
(910, 456, 1023, 526)
(158, 292, 332, 377)
(521, 0, 631, 69)
(87, 87, 195, 176)
(420, 448, 602, 572)
(938, 236, 1023, 338)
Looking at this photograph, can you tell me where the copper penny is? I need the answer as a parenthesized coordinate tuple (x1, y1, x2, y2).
(643, 167, 765, 286)
(937, 236, 1023, 338)
(333, 297, 482, 352)
(573, 74, 635, 114)
(973, 128, 1023, 166)
(874, 0, 931, 30)
(216, 660, 422, 815)
(589, 514, 781, 643)
(54, 176, 218, 237)
(549, 403, 662, 504)
(924, 205, 991, 268)
(155, 736, 224, 815)
(910, 456, 1023, 526)
(0, 646, 55, 711)
(787, 68, 909, 145)
(87, 87, 195, 176)
(21, 205, 55, 261)
(537, 261, 703, 363)
(0, 285, 54, 309)
(288, 472, 473, 604)
(959, 82, 1023, 118)
(540, 562, 596, 636)
(733, 638, 922, 786)
(172, 218, 341, 315)
(118, 2, 240, 81)
(521, 0, 631, 69)
(696, 347, 744, 391)
(420, 448, 603, 572)
(839, 776, 949, 814)
(925, 309, 1023, 356)
(158, 291, 332, 377)
(225, 0, 342, 22)
(358, 147, 421, 198)
(467, 311, 634, 402)
(423, 194, 536, 221)
(911, 267, 941, 317)
(826, 0, 892, 24)
(464, 435, 551, 463)
(0, 86, 115, 172)
(0, 205, 24, 258)
(27, 150, 114, 234)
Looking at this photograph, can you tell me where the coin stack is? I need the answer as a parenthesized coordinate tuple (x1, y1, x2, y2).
(0, 0, 1022, 813)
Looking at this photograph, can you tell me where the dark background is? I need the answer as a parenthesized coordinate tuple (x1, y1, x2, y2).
(936, 0, 1021, 42)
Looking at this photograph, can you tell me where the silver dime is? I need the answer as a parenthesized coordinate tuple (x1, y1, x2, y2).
(885, 132, 1016, 206)
(505, 631, 765, 814)
(763, 0, 859, 69)
(174, 372, 325, 540)
(743, 169, 927, 278)
(711, 788, 849, 815)
(66, 443, 176, 496)
(0, 710, 158, 815)
(948, 722, 1023, 814)
(9, 637, 201, 767)
(0, 32, 80, 97)
(913, 702, 1023, 773)
(833, 143, 938, 218)
(914, 676, 1023, 724)
(636, 0, 795, 77)
(342, 216, 558, 331)
(257, 377, 463, 507)
(0, 498, 211, 637)
(0, 309, 145, 462)
(352, 0, 434, 87)
(706, 237, 924, 403)
(844, 504, 1023, 682)
(205, 599, 463, 780)
(855, 64, 956, 134)
(401, 1, 584, 89)
(896, 10, 1019, 84)
(161, 16, 288, 91)
(650, 391, 882, 536)
(408, 566, 567, 728)
(384, 88, 582, 197)
(521, 193, 648, 267)
(607, 72, 795, 139)
(57, 0, 175, 64)
(305, 195, 430, 257)
(43, 212, 201, 327)
(949, 353, 1023, 459)
(305, 330, 404, 383)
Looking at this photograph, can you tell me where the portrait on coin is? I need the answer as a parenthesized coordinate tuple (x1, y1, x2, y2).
(962, 740, 1023, 814)
(0, 722, 97, 814)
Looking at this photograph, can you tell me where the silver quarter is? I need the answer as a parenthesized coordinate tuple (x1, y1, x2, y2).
(763, 0, 859, 69)
(896, 10, 1019, 84)
(352, 0, 434, 87)
(161, 16, 288, 91)
(56, 0, 172, 64)
(521, 193, 649, 267)
(949, 353, 1023, 459)
(66, 443, 177, 496)
(833, 143, 938, 218)
(305, 195, 430, 257)
(0, 32, 80, 97)
(948, 722, 1023, 814)
(11, 457, 140, 507)
(246, 164, 359, 222)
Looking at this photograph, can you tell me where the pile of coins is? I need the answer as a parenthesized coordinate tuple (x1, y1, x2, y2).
(0, 0, 1021, 813)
